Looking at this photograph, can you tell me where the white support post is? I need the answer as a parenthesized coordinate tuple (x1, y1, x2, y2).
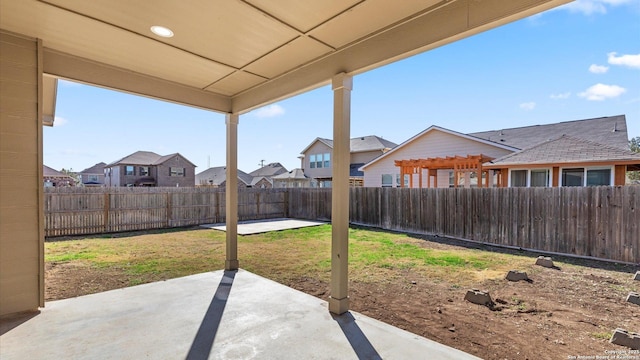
(225, 113, 239, 270)
(328, 73, 352, 314)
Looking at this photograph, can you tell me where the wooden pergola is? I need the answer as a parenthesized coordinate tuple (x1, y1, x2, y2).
(395, 154, 495, 188)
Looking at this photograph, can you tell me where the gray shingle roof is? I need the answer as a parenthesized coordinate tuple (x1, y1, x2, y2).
(470, 115, 629, 150)
(43, 165, 68, 177)
(79, 162, 106, 174)
(303, 135, 397, 154)
(106, 151, 196, 167)
(272, 168, 308, 180)
(487, 135, 640, 166)
(248, 162, 288, 177)
(195, 167, 252, 186)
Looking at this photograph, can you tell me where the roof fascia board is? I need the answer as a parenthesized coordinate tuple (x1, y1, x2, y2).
(483, 160, 640, 169)
(232, 0, 571, 114)
(42, 48, 231, 113)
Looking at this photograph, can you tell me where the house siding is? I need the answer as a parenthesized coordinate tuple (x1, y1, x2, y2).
(303, 141, 333, 179)
(351, 150, 382, 164)
(363, 130, 513, 187)
(0, 32, 42, 315)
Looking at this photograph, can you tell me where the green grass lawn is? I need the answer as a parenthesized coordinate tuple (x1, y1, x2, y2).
(46, 225, 537, 288)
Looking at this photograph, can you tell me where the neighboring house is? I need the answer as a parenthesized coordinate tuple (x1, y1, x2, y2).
(300, 135, 397, 187)
(43, 165, 77, 187)
(362, 115, 640, 188)
(79, 162, 106, 187)
(104, 151, 196, 187)
(248, 162, 288, 189)
(195, 166, 254, 188)
(272, 168, 310, 188)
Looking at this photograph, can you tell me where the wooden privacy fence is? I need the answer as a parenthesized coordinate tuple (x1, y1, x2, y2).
(45, 186, 639, 263)
(44, 187, 287, 236)
(288, 186, 640, 264)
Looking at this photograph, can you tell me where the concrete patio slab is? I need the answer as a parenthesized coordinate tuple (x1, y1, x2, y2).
(1, 270, 479, 360)
(201, 218, 326, 235)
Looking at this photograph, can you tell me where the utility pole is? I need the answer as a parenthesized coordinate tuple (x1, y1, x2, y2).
(258, 159, 266, 167)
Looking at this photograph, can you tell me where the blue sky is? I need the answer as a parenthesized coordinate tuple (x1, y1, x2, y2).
(45, 0, 640, 174)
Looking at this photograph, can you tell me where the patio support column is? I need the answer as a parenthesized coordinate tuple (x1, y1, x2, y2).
(225, 113, 239, 270)
(329, 72, 352, 315)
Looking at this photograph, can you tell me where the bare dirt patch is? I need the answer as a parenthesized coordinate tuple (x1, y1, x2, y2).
(45, 230, 639, 360)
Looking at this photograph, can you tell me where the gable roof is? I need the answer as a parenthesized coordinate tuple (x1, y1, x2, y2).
(470, 115, 629, 151)
(485, 135, 640, 168)
(249, 162, 288, 177)
(106, 151, 196, 167)
(300, 135, 398, 155)
(195, 166, 252, 186)
(43, 165, 70, 177)
(361, 125, 519, 170)
(272, 168, 308, 180)
(79, 162, 106, 174)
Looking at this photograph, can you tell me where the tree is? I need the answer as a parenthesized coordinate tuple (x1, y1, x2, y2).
(631, 136, 640, 153)
(629, 136, 640, 182)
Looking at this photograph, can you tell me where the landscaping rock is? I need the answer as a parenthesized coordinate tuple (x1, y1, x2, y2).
(535, 256, 554, 268)
(626, 292, 640, 306)
(610, 328, 640, 350)
(505, 270, 529, 282)
(464, 289, 493, 306)
(634, 271, 640, 281)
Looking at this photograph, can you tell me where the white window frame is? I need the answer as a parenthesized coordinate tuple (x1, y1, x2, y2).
(508, 168, 552, 187)
(381, 174, 393, 187)
(170, 167, 185, 177)
(560, 166, 614, 187)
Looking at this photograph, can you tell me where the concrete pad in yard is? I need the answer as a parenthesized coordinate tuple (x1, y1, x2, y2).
(0, 270, 479, 359)
(201, 218, 326, 235)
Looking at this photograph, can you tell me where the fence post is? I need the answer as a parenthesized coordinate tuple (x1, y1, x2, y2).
(166, 192, 172, 228)
(103, 192, 110, 233)
(284, 189, 289, 218)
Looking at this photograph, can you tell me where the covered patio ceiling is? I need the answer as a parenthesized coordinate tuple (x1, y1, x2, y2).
(1, 0, 571, 115)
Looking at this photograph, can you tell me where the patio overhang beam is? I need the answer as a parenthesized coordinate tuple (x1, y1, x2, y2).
(42, 49, 232, 113)
(395, 154, 495, 188)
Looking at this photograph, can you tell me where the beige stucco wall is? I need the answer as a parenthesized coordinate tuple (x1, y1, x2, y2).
(0, 31, 43, 316)
(363, 129, 513, 187)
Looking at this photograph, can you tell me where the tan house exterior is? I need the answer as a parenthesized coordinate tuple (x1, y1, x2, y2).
(104, 151, 196, 187)
(301, 135, 397, 187)
(79, 162, 106, 187)
(362, 126, 515, 187)
(362, 115, 640, 188)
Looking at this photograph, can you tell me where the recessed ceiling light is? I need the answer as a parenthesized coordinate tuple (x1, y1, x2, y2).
(150, 25, 174, 38)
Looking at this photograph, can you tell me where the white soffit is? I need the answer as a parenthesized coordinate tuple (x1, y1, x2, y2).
(244, 36, 334, 79)
(205, 71, 268, 97)
(245, 0, 361, 33)
(309, 0, 444, 49)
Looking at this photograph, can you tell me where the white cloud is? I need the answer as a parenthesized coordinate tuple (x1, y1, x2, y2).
(589, 64, 609, 73)
(253, 104, 285, 118)
(559, 0, 635, 15)
(519, 102, 536, 111)
(607, 52, 640, 69)
(550, 92, 571, 100)
(53, 116, 68, 126)
(578, 83, 626, 101)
